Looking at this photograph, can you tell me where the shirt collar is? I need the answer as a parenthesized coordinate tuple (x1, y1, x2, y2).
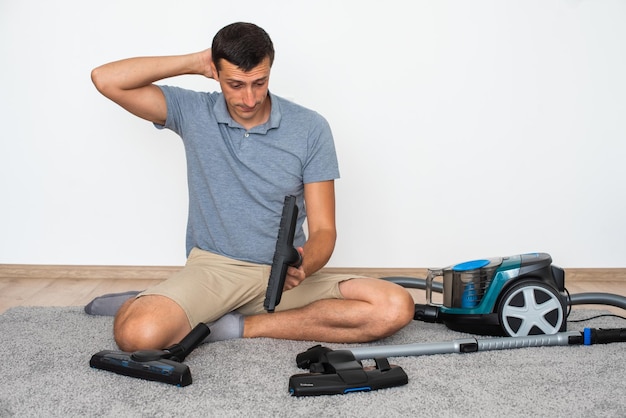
(214, 91, 281, 134)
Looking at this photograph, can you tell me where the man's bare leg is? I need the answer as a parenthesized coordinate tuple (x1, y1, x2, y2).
(113, 278, 414, 351)
(243, 278, 415, 342)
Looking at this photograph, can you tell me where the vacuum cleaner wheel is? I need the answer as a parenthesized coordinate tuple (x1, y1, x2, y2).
(497, 280, 565, 337)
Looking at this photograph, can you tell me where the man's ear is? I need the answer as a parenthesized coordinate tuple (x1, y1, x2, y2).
(210, 61, 219, 81)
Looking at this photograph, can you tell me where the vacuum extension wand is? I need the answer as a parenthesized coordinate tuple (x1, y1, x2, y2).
(291, 328, 625, 396)
(296, 328, 626, 366)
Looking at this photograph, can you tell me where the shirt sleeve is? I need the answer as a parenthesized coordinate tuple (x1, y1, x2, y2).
(302, 112, 341, 184)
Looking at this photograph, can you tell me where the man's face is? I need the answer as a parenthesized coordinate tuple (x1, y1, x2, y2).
(212, 57, 272, 128)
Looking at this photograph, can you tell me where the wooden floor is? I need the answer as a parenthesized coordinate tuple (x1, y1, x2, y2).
(1, 265, 625, 316)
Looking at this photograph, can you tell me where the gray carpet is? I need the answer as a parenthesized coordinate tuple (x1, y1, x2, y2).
(0, 306, 625, 417)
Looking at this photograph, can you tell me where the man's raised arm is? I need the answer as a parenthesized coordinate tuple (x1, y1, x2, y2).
(91, 49, 214, 125)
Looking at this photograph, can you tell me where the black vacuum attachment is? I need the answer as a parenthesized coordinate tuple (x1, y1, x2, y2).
(289, 345, 408, 396)
(264, 195, 302, 312)
(90, 323, 210, 387)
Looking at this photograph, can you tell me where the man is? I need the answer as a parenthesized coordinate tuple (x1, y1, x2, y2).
(91, 22, 414, 352)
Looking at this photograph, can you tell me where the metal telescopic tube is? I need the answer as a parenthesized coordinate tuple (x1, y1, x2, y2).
(349, 332, 581, 361)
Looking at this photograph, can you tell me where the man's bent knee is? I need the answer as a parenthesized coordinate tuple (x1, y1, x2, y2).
(340, 278, 415, 340)
(113, 295, 191, 352)
(377, 286, 415, 338)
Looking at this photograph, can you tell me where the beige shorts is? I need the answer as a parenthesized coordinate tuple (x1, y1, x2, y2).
(140, 248, 364, 327)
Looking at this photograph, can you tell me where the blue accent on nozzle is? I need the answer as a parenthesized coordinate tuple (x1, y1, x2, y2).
(453, 259, 490, 271)
(584, 328, 592, 345)
(344, 387, 371, 393)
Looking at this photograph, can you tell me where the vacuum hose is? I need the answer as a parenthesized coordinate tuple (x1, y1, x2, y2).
(382, 277, 626, 311)
(568, 292, 626, 310)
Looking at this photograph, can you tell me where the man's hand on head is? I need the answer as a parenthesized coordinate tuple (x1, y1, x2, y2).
(197, 48, 214, 79)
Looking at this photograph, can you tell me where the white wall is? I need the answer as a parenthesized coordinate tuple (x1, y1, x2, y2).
(1, 0, 625, 268)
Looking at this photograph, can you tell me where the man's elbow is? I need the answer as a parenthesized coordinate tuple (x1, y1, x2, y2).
(315, 227, 337, 255)
(90, 66, 103, 91)
(90, 66, 116, 98)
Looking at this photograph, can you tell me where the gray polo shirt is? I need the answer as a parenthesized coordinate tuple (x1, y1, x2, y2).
(156, 85, 340, 264)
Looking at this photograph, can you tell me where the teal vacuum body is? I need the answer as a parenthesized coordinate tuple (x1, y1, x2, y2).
(417, 253, 568, 336)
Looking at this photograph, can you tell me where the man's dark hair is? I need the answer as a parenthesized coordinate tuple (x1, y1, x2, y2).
(212, 22, 275, 73)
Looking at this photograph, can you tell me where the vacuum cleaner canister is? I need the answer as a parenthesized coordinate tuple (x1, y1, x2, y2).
(420, 253, 568, 337)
